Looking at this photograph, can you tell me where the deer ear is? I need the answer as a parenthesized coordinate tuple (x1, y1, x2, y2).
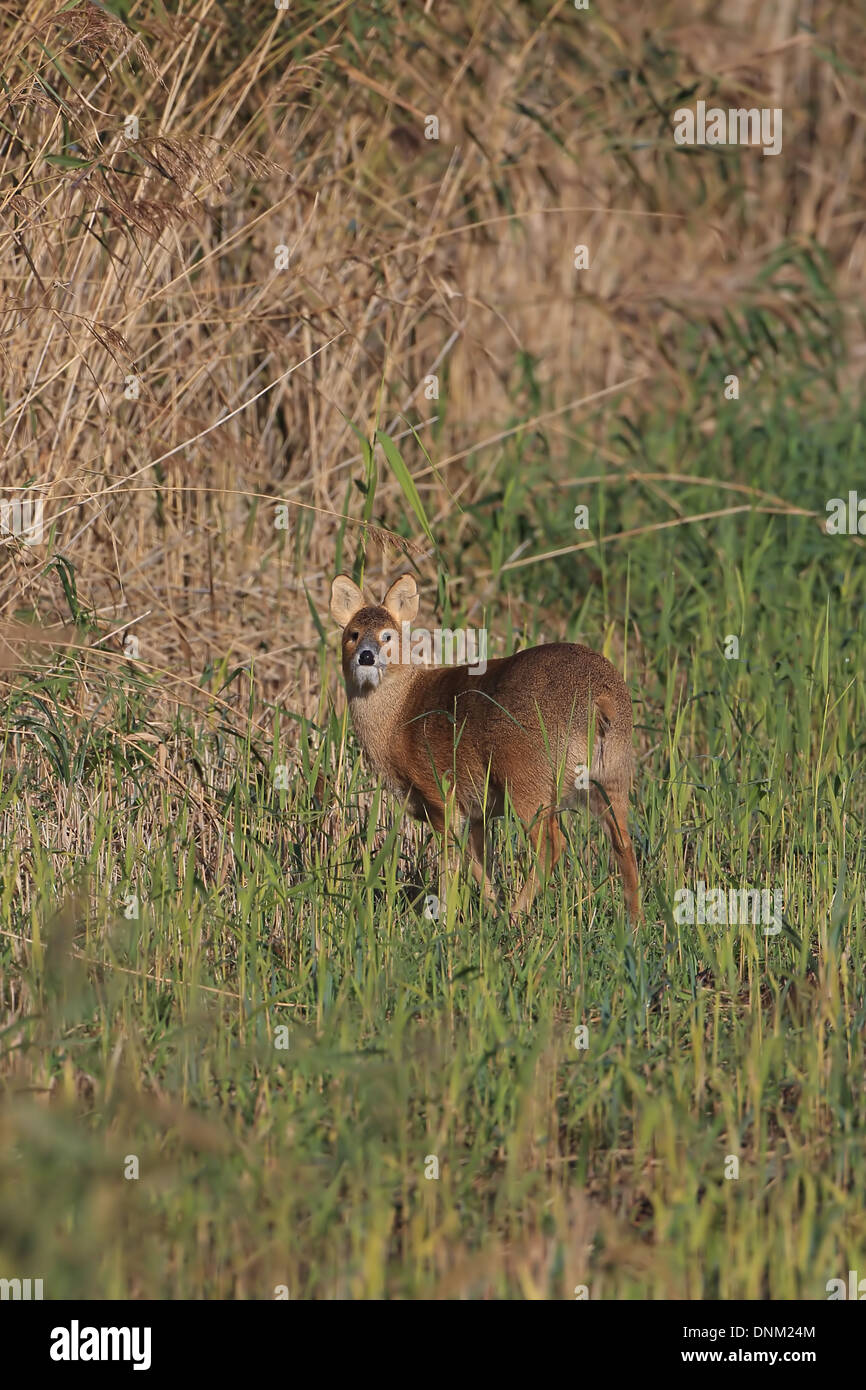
(330, 574, 365, 627)
(382, 573, 419, 624)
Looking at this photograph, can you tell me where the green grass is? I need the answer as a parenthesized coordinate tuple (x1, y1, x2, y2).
(2, 379, 866, 1299)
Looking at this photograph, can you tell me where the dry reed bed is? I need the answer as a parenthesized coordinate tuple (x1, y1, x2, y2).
(0, 0, 863, 725)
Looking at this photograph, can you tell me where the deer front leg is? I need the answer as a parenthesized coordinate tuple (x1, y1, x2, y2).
(468, 818, 498, 906)
(421, 802, 497, 910)
(419, 798, 458, 912)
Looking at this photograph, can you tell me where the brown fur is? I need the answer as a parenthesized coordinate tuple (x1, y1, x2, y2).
(329, 573, 640, 922)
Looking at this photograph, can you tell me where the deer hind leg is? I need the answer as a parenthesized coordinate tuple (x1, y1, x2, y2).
(468, 818, 498, 905)
(512, 811, 565, 918)
(591, 787, 641, 926)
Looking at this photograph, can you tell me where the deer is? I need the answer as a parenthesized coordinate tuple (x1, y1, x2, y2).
(329, 572, 640, 924)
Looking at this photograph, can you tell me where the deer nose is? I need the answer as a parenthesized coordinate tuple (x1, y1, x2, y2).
(358, 649, 376, 666)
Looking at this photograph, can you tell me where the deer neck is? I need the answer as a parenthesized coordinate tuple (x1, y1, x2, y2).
(347, 662, 420, 779)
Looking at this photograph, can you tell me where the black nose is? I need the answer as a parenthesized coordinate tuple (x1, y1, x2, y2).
(358, 650, 375, 666)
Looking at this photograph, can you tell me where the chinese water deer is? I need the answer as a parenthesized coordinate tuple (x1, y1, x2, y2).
(329, 573, 640, 923)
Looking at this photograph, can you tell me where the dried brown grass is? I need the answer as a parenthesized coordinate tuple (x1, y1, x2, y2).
(0, 0, 864, 726)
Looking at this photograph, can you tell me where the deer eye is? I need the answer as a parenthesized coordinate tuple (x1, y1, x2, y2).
(349, 631, 359, 641)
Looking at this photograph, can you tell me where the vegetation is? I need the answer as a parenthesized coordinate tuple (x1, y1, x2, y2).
(0, 0, 864, 1298)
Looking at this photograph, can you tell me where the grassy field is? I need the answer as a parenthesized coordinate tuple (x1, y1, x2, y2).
(1, 1, 866, 1299)
(2, 388, 865, 1299)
